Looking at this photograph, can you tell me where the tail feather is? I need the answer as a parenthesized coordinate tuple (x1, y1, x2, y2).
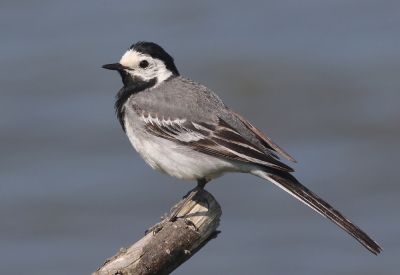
(253, 170, 382, 255)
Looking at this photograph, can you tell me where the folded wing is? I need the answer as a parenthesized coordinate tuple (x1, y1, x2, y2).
(135, 107, 294, 172)
(227, 107, 297, 163)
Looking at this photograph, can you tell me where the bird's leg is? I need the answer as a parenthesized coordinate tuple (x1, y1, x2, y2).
(168, 178, 209, 222)
(145, 178, 209, 235)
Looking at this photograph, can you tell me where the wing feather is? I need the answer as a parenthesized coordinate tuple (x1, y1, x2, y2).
(137, 108, 294, 172)
(227, 107, 297, 163)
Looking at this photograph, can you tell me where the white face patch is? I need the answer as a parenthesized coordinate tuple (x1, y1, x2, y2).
(119, 49, 173, 85)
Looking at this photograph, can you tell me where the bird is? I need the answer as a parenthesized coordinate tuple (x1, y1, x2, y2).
(102, 41, 382, 255)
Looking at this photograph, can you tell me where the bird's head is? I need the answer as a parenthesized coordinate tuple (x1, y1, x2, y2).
(102, 41, 179, 87)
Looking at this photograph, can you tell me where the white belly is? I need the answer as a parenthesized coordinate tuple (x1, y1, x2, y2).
(125, 123, 253, 181)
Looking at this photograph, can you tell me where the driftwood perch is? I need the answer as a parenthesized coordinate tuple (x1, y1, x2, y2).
(92, 189, 222, 275)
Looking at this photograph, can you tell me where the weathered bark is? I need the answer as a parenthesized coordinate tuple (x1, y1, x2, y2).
(92, 189, 222, 275)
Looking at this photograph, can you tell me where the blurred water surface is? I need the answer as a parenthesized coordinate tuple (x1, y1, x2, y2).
(1, 1, 400, 274)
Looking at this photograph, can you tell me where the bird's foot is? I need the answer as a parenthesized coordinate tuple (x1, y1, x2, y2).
(145, 213, 169, 235)
(145, 179, 210, 235)
(145, 213, 198, 235)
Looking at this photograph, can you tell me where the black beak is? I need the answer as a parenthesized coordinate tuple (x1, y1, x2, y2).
(102, 63, 126, 71)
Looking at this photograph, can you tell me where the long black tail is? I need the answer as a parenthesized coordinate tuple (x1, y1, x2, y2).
(253, 170, 382, 255)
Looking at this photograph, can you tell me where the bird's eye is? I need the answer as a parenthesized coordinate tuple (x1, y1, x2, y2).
(139, 60, 149, 68)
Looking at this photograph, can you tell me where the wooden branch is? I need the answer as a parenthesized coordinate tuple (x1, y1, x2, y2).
(92, 189, 222, 275)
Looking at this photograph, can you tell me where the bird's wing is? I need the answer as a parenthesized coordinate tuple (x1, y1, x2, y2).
(133, 105, 294, 172)
(227, 107, 297, 163)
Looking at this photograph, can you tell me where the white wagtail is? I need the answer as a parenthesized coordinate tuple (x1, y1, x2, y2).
(102, 41, 382, 254)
